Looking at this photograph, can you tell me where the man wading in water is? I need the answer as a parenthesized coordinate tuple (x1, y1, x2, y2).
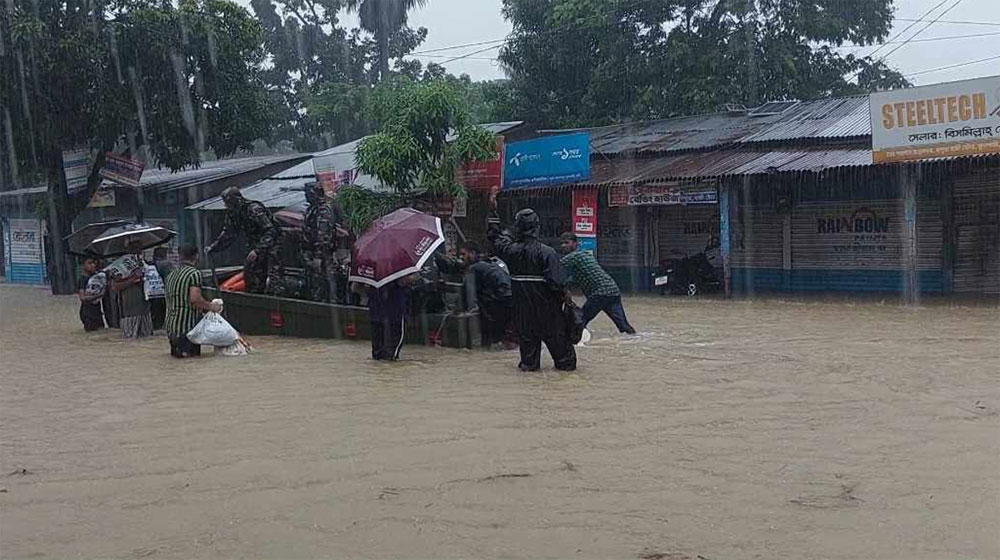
(489, 209, 576, 372)
(559, 232, 636, 335)
(76, 256, 105, 331)
(165, 245, 222, 358)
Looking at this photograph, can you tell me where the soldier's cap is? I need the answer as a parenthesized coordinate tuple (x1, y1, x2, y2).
(221, 187, 243, 201)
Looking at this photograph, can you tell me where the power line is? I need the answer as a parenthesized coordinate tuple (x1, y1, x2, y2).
(406, 53, 499, 61)
(831, 30, 1000, 49)
(906, 53, 1000, 77)
(863, 0, 953, 60)
(875, 0, 967, 63)
(895, 18, 1000, 27)
(410, 38, 506, 55)
(438, 44, 503, 65)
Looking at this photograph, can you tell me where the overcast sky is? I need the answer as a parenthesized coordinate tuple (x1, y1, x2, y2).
(249, 0, 1000, 86)
(401, 0, 1000, 86)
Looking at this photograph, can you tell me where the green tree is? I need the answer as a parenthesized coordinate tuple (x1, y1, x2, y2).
(499, 0, 909, 128)
(0, 0, 271, 293)
(251, 0, 429, 150)
(251, 0, 357, 150)
(339, 79, 497, 233)
(346, 0, 428, 82)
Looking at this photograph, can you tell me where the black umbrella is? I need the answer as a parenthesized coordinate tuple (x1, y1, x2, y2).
(86, 224, 176, 257)
(63, 219, 132, 256)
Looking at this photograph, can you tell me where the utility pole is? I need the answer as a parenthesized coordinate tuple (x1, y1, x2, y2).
(744, 3, 759, 107)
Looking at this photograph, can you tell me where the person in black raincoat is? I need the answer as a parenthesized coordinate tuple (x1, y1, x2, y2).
(301, 182, 341, 302)
(206, 187, 284, 295)
(489, 208, 576, 371)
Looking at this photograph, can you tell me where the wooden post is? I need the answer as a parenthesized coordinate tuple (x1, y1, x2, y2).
(719, 183, 732, 298)
(782, 213, 792, 291)
(941, 179, 955, 295)
(901, 164, 919, 304)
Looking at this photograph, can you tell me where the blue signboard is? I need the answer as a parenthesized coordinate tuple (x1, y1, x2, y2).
(577, 236, 597, 253)
(503, 132, 590, 189)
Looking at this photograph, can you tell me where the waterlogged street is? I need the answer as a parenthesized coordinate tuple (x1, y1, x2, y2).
(1, 284, 998, 559)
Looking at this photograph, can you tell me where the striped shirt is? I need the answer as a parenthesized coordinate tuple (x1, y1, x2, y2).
(165, 264, 203, 337)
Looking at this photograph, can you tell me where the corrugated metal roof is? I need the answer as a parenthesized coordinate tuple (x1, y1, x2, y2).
(583, 113, 776, 155)
(549, 96, 873, 157)
(738, 96, 870, 143)
(189, 123, 521, 212)
(479, 121, 526, 135)
(579, 147, 874, 185)
(139, 154, 311, 194)
(185, 158, 316, 211)
(186, 139, 379, 212)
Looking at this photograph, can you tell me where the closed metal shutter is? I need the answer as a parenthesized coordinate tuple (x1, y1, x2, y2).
(598, 206, 643, 268)
(657, 205, 719, 263)
(732, 205, 783, 269)
(790, 199, 942, 292)
(953, 171, 1000, 295)
(598, 205, 646, 291)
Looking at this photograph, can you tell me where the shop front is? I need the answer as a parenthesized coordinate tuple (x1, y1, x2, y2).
(730, 172, 946, 295)
(951, 165, 1000, 296)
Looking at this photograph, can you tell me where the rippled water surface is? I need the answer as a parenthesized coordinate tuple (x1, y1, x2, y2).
(1, 284, 998, 559)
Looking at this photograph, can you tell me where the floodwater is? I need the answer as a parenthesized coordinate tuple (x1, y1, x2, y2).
(1, 284, 998, 560)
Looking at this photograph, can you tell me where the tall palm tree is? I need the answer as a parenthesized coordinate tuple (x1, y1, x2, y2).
(347, 0, 428, 82)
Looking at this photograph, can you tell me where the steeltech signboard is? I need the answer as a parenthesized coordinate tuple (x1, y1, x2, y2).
(870, 75, 1000, 164)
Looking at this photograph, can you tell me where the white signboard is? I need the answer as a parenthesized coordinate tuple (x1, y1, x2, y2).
(6, 218, 45, 284)
(624, 185, 718, 207)
(870, 75, 1000, 164)
(62, 148, 91, 194)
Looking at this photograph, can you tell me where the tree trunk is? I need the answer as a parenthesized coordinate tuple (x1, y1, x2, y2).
(377, 28, 390, 82)
(46, 150, 108, 295)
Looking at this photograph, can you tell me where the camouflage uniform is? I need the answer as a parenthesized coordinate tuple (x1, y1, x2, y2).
(208, 193, 284, 295)
(301, 184, 341, 302)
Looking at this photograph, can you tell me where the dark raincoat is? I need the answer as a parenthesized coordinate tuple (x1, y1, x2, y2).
(489, 223, 576, 370)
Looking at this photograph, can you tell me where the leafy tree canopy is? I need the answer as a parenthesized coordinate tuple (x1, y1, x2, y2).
(500, 0, 909, 128)
(339, 79, 498, 233)
(0, 0, 271, 292)
(251, 0, 431, 151)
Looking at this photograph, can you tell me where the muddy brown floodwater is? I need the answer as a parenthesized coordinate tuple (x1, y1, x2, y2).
(1, 284, 998, 560)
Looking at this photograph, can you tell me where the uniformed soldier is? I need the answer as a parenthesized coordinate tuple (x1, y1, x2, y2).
(206, 187, 284, 295)
(300, 181, 341, 302)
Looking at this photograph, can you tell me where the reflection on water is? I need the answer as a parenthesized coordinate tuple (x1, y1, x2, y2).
(1, 285, 998, 559)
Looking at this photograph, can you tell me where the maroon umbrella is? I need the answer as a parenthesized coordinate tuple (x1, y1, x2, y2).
(349, 208, 444, 288)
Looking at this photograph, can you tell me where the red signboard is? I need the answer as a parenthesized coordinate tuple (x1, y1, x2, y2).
(572, 188, 598, 237)
(457, 138, 504, 193)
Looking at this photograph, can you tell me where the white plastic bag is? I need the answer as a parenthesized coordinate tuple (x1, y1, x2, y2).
(217, 336, 254, 357)
(105, 254, 143, 280)
(86, 271, 109, 299)
(143, 265, 165, 300)
(187, 311, 239, 347)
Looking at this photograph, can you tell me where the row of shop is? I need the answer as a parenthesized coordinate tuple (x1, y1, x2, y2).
(3, 84, 997, 299)
(495, 157, 999, 299)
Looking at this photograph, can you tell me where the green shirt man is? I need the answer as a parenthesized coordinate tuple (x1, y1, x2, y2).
(559, 233, 636, 335)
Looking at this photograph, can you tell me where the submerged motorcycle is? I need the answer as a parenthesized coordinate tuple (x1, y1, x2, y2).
(652, 236, 722, 296)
